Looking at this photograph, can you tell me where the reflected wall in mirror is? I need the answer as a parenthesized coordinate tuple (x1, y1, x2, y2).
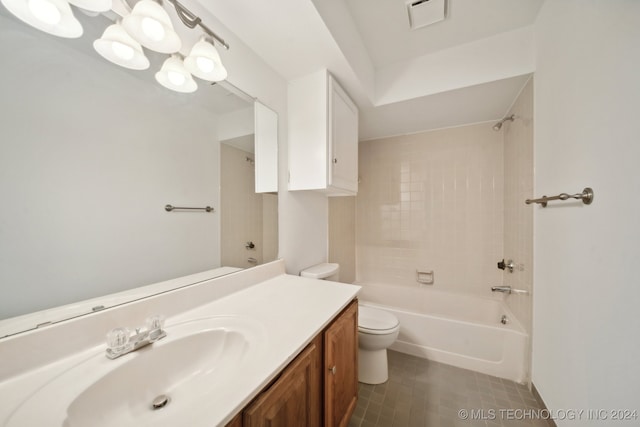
(0, 7, 278, 338)
(219, 101, 279, 268)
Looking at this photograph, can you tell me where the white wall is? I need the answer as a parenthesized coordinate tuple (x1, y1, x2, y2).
(218, 108, 255, 142)
(182, 1, 330, 276)
(533, 1, 640, 422)
(502, 77, 534, 382)
(375, 26, 535, 106)
(278, 190, 329, 274)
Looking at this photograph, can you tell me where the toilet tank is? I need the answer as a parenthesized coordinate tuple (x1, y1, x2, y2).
(300, 263, 340, 281)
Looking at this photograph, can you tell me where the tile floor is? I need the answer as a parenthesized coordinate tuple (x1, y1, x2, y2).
(349, 351, 554, 427)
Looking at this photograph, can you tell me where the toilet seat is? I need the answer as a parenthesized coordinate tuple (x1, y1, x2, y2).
(358, 306, 399, 335)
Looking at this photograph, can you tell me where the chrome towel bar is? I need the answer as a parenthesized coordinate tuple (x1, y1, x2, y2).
(526, 187, 594, 207)
(165, 204, 215, 212)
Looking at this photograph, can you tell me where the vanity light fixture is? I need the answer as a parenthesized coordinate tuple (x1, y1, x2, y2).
(1, 0, 83, 38)
(183, 36, 227, 82)
(93, 21, 150, 70)
(3, 0, 230, 92)
(122, 0, 181, 54)
(155, 54, 197, 93)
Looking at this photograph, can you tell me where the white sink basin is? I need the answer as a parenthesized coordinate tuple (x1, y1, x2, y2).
(4, 316, 266, 427)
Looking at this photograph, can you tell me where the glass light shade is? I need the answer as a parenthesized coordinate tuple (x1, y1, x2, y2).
(93, 23, 150, 70)
(184, 38, 228, 82)
(122, 0, 181, 54)
(67, 0, 111, 12)
(29, 0, 60, 24)
(1, 0, 83, 38)
(155, 55, 197, 93)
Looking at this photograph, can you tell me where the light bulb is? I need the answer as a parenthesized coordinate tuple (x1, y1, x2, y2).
(94, 23, 150, 70)
(167, 70, 185, 86)
(122, 0, 181, 53)
(195, 56, 215, 73)
(141, 16, 165, 41)
(184, 37, 227, 82)
(1, 0, 82, 37)
(110, 41, 135, 60)
(28, 0, 61, 25)
(155, 55, 197, 93)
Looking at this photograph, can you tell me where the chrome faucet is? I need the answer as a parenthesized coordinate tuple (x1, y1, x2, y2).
(106, 315, 166, 359)
(491, 285, 529, 295)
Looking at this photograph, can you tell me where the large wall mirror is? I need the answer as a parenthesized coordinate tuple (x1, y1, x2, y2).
(0, 6, 278, 338)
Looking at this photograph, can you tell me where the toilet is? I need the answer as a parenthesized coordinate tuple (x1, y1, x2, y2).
(300, 263, 400, 385)
(357, 304, 400, 384)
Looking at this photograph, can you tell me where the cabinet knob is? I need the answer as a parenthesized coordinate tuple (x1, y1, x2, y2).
(333, 158, 338, 164)
(328, 365, 336, 375)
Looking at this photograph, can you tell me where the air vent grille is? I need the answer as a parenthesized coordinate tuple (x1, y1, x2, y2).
(407, 0, 447, 30)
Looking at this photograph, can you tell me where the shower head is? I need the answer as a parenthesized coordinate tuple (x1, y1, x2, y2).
(492, 114, 515, 131)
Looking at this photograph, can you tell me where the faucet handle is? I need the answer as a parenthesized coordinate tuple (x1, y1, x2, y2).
(145, 315, 166, 341)
(106, 327, 131, 352)
(146, 315, 165, 331)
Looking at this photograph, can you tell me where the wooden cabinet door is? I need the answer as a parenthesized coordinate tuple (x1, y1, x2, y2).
(324, 301, 358, 427)
(225, 412, 243, 427)
(244, 339, 321, 427)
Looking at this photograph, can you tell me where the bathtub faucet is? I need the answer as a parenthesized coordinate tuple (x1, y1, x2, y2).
(491, 286, 529, 295)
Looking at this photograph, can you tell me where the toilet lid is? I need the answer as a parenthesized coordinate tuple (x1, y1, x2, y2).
(359, 306, 399, 331)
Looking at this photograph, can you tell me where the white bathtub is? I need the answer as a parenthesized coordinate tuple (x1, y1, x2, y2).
(357, 283, 528, 384)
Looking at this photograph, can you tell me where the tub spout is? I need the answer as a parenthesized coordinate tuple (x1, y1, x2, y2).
(491, 286, 529, 295)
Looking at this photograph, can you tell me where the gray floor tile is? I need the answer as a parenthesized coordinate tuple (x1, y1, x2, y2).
(351, 350, 544, 427)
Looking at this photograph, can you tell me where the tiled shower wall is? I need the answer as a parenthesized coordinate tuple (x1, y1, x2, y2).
(356, 124, 504, 296)
(220, 143, 278, 268)
(329, 197, 356, 284)
(503, 77, 534, 334)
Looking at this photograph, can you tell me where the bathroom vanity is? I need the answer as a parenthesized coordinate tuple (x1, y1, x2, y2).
(233, 299, 357, 427)
(0, 260, 360, 427)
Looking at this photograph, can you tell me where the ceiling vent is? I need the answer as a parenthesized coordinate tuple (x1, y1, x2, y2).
(407, 0, 447, 30)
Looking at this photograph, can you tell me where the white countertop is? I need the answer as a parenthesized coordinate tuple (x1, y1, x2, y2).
(0, 265, 360, 427)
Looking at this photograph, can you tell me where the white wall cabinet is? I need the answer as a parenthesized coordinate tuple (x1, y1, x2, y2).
(254, 101, 278, 193)
(288, 69, 358, 196)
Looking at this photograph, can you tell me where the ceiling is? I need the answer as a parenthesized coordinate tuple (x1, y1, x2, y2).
(345, 0, 544, 68)
(196, 0, 545, 140)
(359, 74, 531, 141)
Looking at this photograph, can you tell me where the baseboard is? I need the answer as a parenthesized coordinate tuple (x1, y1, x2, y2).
(532, 383, 558, 427)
